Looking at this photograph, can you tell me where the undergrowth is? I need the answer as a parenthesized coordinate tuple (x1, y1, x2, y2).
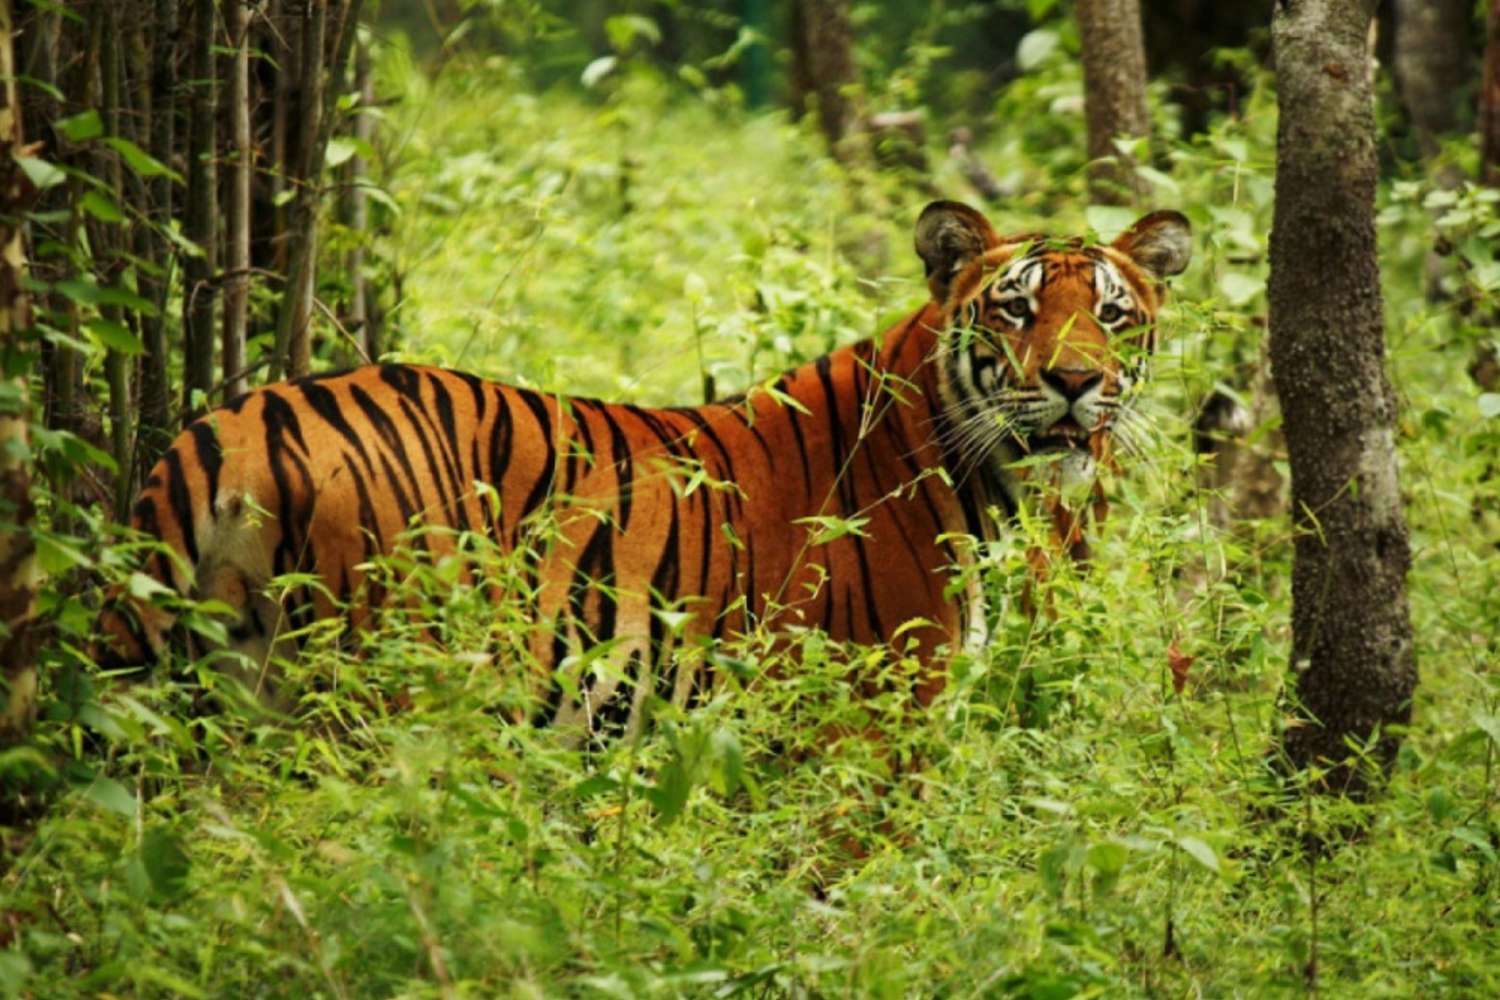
(4, 42, 1500, 1000)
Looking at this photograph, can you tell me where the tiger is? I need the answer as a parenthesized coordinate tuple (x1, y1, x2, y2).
(98, 200, 1191, 736)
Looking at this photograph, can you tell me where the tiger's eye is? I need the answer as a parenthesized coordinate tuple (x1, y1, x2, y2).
(1002, 298, 1030, 319)
(1098, 303, 1125, 324)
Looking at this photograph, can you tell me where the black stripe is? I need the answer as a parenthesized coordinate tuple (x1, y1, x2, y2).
(350, 383, 432, 526)
(187, 421, 224, 519)
(592, 402, 634, 532)
(815, 355, 855, 511)
(679, 409, 741, 517)
(161, 447, 198, 566)
(485, 389, 515, 541)
(648, 501, 681, 698)
(724, 402, 774, 467)
(298, 379, 377, 480)
(775, 376, 813, 501)
(514, 389, 557, 538)
(569, 520, 617, 645)
(261, 389, 316, 577)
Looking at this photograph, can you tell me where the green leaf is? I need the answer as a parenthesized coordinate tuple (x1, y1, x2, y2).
(605, 14, 661, 53)
(82, 775, 138, 817)
(647, 758, 691, 825)
(86, 317, 143, 356)
(57, 109, 104, 142)
(711, 727, 742, 797)
(35, 532, 92, 574)
(325, 137, 357, 169)
(0, 952, 32, 994)
(102, 136, 182, 183)
(1085, 205, 1137, 243)
(1176, 835, 1220, 873)
(581, 55, 618, 90)
(570, 773, 619, 799)
(128, 571, 173, 601)
(81, 189, 126, 223)
(15, 155, 65, 189)
(142, 827, 192, 900)
(1219, 271, 1264, 306)
(1478, 393, 1500, 420)
(55, 279, 158, 316)
(793, 514, 869, 547)
(1016, 29, 1058, 71)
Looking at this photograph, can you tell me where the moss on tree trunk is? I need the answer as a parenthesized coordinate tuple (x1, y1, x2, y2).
(1268, 0, 1416, 793)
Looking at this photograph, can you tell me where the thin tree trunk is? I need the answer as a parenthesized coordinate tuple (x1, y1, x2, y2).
(274, 0, 364, 379)
(274, 0, 326, 379)
(136, 0, 176, 466)
(0, 0, 41, 744)
(1483, 0, 1500, 185)
(1269, 0, 1416, 794)
(21, 7, 70, 438)
(223, 0, 251, 398)
(346, 33, 373, 360)
(93, 1, 134, 516)
(1077, 0, 1151, 205)
(1393, 0, 1470, 157)
(271, 0, 293, 272)
(789, 0, 862, 163)
(183, 0, 218, 413)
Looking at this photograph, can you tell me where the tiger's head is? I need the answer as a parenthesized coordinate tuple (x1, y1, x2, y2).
(914, 200, 1191, 502)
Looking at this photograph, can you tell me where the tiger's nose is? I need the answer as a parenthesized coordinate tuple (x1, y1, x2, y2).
(1040, 368, 1103, 401)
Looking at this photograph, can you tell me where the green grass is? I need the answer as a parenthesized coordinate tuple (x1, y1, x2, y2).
(5, 52, 1500, 998)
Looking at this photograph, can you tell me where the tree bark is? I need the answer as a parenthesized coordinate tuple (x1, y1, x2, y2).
(223, 0, 251, 398)
(134, 0, 176, 469)
(789, 0, 861, 163)
(1392, 0, 1471, 156)
(1268, 0, 1416, 794)
(1483, 0, 1500, 185)
(183, 0, 218, 413)
(345, 33, 374, 360)
(274, 0, 363, 379)
(1077, 0, 1151, 205)
(0, 0, 41, 744)
(93, 1, 134, 517)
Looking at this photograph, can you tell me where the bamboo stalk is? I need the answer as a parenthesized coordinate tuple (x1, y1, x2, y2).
(273, 0, 364, 379)
(223, 0, 251, 399)
(135, 0, 176, 466)
(346, 31, 373, 360)
(183, 0, 219, 413)
(272, 0, 325, 379)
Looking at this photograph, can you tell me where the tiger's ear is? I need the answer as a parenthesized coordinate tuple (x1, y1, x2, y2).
(1112, 210, 1192, 280)
(915, 200, 1001, 302)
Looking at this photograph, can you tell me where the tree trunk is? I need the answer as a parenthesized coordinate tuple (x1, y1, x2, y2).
(789, 0, 861, 163)
(275, 0, 325, 379)
(1393, 0, 1471, 156)
(274, 0, 363, 379)
(1077, 0, 1151, 205)
(134, 0, 176, 470)
(223, 0, 251, 398)
(183, 0, 218, 413)
(0, 0, 40, 744)
(1483, 0, 1500, 185)
(345, 33, 374, 360)
(1268, 0, 1416, 794)
(93, 1, 134, 517)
